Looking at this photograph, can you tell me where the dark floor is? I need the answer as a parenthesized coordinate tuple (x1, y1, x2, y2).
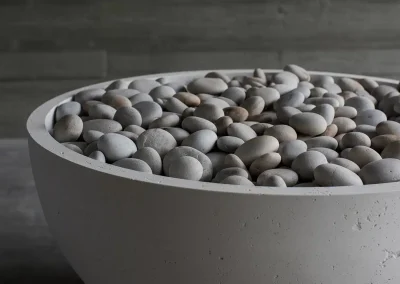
(0, 139, 82, 284)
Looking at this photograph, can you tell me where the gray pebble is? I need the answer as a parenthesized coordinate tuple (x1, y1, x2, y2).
(340, 91, 357, 101)
(83, 119, 122, 133)
(305, 136, 338, 150)
(137, 128, 177, 157)
(88, 150, 106, 162)
(253, 68, 267, 83)
(337, 77, 364, 92)
(376, 121, 400, 136)
(74, 88, 105, 104)
(251, 123, 273, 135)
(332, 117, 356, 134)
(311, 104, 335, 124)
(113, 158, 152, 173)
(257, 168, 299, 187)
(221, 175, 254, 186)
(283, 64, 310, 82)
(272, 84, 295, 95)
(294, 182, 317, 187)
(321, 82, 342, 94)
(63, 141, 87, 152)
(305, 97, 340, 108)
(149, 85, 175, 100)
(273, 71, 299, 87)
(117, 131, 139, 142)
(98, 133, 137, 162)
(162, 127, 190, 144)
(206, 152, 227, 175)
(308, 147, 339, 162)
(371, 85, 397, 101)
(205, 71, 230, 83)
(331, 158, 360, 173)
(63, 143, 83, 154)
(289, 113, 327, 136)
(249, 152, 281, 177)
(182, 107, 195, 118)
(264, 125, 297, 142)
(182, 116, 217, 133)
(112, 106, 143, 128)
(228, 80, 241, 87)
(292, 151, 328, 180)
(88, 104, 116, 120)
(241, 96, 265, 116)
(133, 101, 163, 128)
(356, 89, 378, 105)
(221, 87, 246, 104)
(187, 77, 228, 95)
(258, 175, 287, 187)
(241, 121, 258, 126)
(381, 141, 400, 159)
(53, 115, 83, 143)
(310, 87, 328, 98)
(347, 145, 382, 168)
(106, 80, 130, 90)
(341, 132, 371, 149)
(227, 123, 257, 141)
(214, 167, 249, 183)
(235, 135, 279, 166)
(248, 111, 277, 123)
(215, 116, 233, 136)
(174, 92, 201, 107)
(371, 134, 400, 152)
(181, 130, 218, 154)
(164, 97, 188, 114)
(278, 140, 307, 166)
(355, 109, 387, 126)
(82, 100, 103, 113)
(128, 79, 161, 93)
(83, 130, 103, 143)
(164, 82, 187, 92)
(56, 101, 82, 121)
(297, 104, 315, 112)
(314, 163, 363, 186)
(168, 156, 203, 181)
(203, 97, 232, 109)
(103, 90, 140, 103)
(344, 97, 375, 112)
(335, 106, 357, 118)
(124, 125, 145, 135)
(298, 81, 314, 89)
(223, 154, 247, 170)
(323, 93, 345, 107)
(354, 124, 377, 138)
(360, 78, 379, 92)
(275, 89, 305, 108)
(276, 106, 301, 124)
(217, 136, 245, 153)
(163, 146, 213, 181)
(247, 87, 280, 106)
(313, 75, 335, 87)
(83, 141, 98, 156)
(129, 93, 153, 105)
(359, 158, 400, 184)
(104, 94, 132, 109)
(194, 104, 224, 122)
(149, 113, 180, 129)
(340, 148, 352, 159)
(295, 86, 312, 99)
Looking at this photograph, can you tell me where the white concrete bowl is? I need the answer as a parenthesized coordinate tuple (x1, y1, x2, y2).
(27, 70, 400, 284)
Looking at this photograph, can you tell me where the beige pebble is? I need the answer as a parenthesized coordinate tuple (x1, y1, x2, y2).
(227, 123, 257, 141)
(215, 116, 233, 136)
(332, 117, 356, 134)
(321, 124, 338, 137)
(246, 87, 280, 106)
(263, 125, 297, 142)
(223, 106, 249, 122)
(187, 77, 228, 95)
(335, 106, 357, 118)
(289, 113, 327, 136)
(174, 92, 201, 107)
(251, 123, 273, 135)
(371, 134, 400, 152)
(53, 115, 83, 143)
(182, 116, 217, 133)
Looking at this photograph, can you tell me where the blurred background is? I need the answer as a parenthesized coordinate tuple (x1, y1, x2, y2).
(1, 0, 400, 283)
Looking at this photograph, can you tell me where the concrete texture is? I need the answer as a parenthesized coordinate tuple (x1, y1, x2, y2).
(0, 139, 82, 283)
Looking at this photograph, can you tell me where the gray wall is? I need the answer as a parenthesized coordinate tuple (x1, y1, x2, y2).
(2, 0, 400, 137)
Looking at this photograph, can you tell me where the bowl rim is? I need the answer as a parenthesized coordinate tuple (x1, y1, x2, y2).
(27, 69, 400, 196)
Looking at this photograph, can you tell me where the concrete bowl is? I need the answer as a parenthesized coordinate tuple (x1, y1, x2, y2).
(27, 70, 400, 284)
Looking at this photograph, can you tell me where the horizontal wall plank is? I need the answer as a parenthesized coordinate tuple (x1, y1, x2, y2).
(0, 52, 107, 80)
(0, 2, 399, 52)
(0, 80, 98, 138)
(108, 51, 280, 77)
(282, 49, 400, 78)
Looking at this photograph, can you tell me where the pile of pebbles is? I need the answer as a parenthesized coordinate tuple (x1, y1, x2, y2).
(51, 65, 400, 187)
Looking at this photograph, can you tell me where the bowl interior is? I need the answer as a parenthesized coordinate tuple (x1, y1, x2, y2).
(27, 69, 400, 196)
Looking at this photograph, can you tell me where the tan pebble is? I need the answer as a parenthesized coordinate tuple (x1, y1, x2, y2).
(249, 152, 282, 177)
(332, 117, 356, 134)
(223, 106, 249, 122)
(322, 124, 338, 137)
(371, 134, 400, 152)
